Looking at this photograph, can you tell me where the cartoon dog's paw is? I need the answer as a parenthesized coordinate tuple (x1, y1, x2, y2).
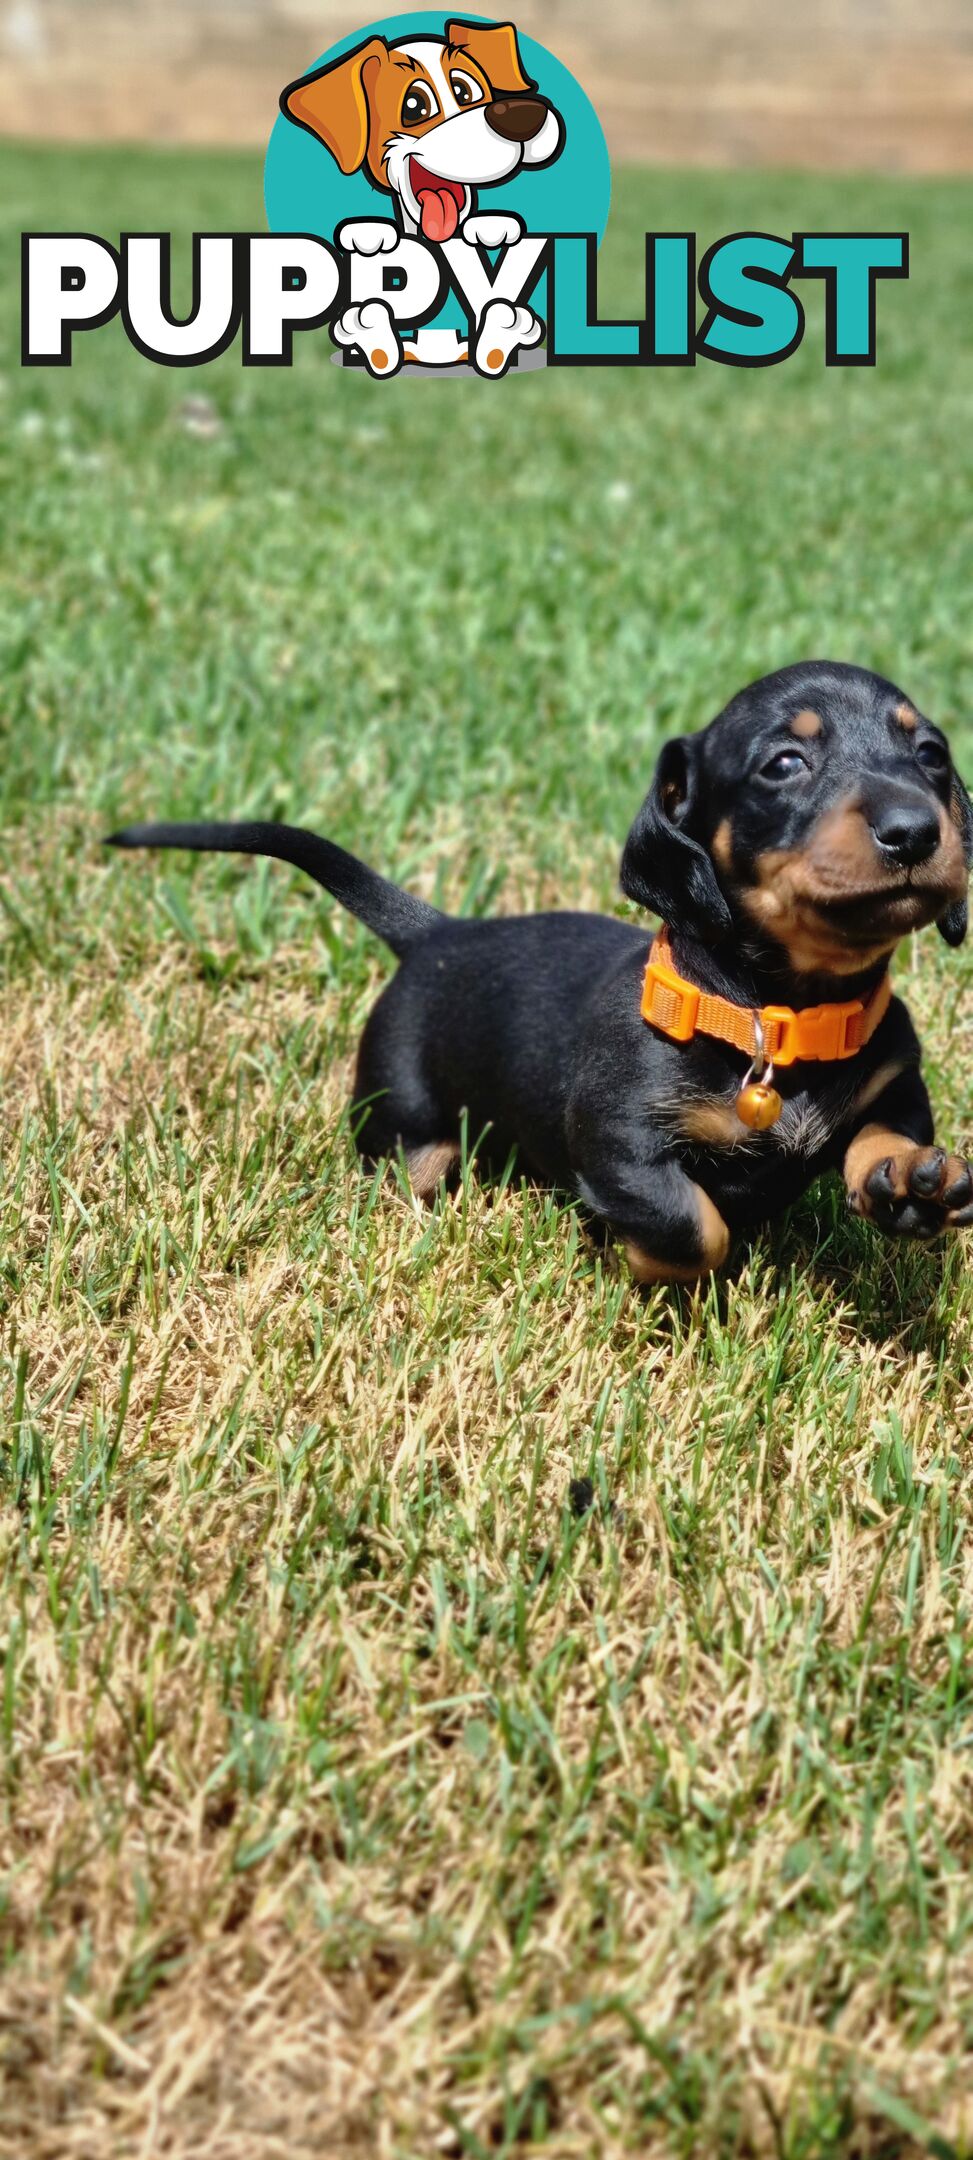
(474, 299, 542, 378)
(332, 301, 402, 378)
(335, 219, 399, 256)
(849, 1141, 973, 1239)
(461, 212, 525, 250)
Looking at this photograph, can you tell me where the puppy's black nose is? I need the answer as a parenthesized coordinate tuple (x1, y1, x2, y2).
(870, 796, 941, 867)
(485, 96, 548, 142)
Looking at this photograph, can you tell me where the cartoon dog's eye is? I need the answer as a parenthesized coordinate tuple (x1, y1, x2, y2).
(402, 82, 440, 126)
(760, 748, 808, 781)
(449, 70, 484, 107)
(915, 739, 949, 775)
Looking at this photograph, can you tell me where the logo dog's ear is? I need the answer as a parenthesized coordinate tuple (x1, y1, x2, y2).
(938, 771, 973, 946)
(281, 37, 387, 174)
(445, 19, 534, 94)
(620, 736, 733, 942)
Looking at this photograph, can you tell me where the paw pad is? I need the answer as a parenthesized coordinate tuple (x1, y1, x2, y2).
(857, 1143, 973, 1239)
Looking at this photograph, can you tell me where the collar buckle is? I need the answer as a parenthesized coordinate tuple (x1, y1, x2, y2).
(641, 957, 700, 1042)
(760, 1004, 800, 1065)
(761, 999, 864, 1064)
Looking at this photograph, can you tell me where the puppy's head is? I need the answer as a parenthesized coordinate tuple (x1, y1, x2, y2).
(621, 662, 973, 976)
(281, 21, 563, 241)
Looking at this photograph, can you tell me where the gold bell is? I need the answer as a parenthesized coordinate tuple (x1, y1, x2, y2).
(735, 1012, 783, 1129)
(736, 1081, 783, 1130)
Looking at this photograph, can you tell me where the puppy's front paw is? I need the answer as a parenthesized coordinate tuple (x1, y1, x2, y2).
(335, 219, 399, 256)
(332, 301, 402, 377)
(849, 1141, 973, 1239)
(461, 211, 524, 249)
(474, 298, 542, 377)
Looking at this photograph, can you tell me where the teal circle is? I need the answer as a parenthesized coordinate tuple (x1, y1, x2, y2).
(264, 12, 611, 336)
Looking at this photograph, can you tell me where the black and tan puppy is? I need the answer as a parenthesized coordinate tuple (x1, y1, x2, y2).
(107, 661, 973, 1284)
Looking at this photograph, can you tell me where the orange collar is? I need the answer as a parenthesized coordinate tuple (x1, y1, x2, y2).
(641, 927, 892, 1067)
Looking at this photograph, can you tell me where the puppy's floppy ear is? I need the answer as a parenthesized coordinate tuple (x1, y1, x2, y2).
(620, 736, 733, 942)
(281, 37, 387, 174)
(446, 19, 534, 94)
(938, 770, 973, 946)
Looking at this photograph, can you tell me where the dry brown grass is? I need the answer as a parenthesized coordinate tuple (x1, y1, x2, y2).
(3, 838, 973, 2157)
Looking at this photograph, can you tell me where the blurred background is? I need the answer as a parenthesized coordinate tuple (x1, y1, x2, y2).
(2, 0, 972, 169)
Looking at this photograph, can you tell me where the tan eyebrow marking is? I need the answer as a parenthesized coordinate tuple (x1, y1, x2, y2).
(790, 709, 822, 738)
(895, 701, 917, 731)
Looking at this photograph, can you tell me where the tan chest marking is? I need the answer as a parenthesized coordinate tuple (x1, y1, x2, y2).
(674, 1091, 833, 1155)
(671, 1057, 908, 1159)
(678, 1098, 753, 1148)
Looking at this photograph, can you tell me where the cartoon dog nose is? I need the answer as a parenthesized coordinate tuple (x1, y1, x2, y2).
(485, 96, 549, 142)
(869, 796, 941, 866)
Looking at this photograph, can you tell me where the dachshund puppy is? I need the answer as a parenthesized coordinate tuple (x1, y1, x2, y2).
(107, 661, 973, 1285)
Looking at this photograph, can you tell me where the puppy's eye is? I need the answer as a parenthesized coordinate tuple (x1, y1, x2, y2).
(449, 70, 483, 107)
(402, 82, 439, 125)
(915, 739, 949, 775)
(760, 748, 808, 781)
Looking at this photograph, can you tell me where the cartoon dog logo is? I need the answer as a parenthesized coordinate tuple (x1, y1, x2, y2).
(281, 18, 565, 374)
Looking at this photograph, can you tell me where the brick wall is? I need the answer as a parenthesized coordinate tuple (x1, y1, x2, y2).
(2, 0, 971, 168)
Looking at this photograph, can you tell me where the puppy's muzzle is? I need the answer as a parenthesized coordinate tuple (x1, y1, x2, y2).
(485, 96, 550, 143)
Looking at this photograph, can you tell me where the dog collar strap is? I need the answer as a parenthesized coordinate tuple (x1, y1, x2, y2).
(641, 930, 892, 1067)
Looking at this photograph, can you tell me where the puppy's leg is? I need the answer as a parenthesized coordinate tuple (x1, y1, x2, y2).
(352, 1012, 459, 1202)
(577, 1149, 731, 1287)
(404, 1140, 461, 1200)
(844, 1065, 973, 1238)
(353, 1096, 459, 1201)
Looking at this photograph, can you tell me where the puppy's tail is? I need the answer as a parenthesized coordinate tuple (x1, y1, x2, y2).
(104, 820, 446, 958)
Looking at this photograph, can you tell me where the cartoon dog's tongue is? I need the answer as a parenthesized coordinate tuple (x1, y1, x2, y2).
(419, 187, 459, 242)
(410, 160, 464, 243)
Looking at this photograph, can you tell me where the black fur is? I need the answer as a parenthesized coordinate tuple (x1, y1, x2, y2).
(939, 778, 973, 945)
(106, 662, 973, 1279)
(105, 819, 445, 958)
(620, 735, 733, 943)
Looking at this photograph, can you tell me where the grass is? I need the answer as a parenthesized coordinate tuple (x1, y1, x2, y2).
(1, 137, 973, 2158)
